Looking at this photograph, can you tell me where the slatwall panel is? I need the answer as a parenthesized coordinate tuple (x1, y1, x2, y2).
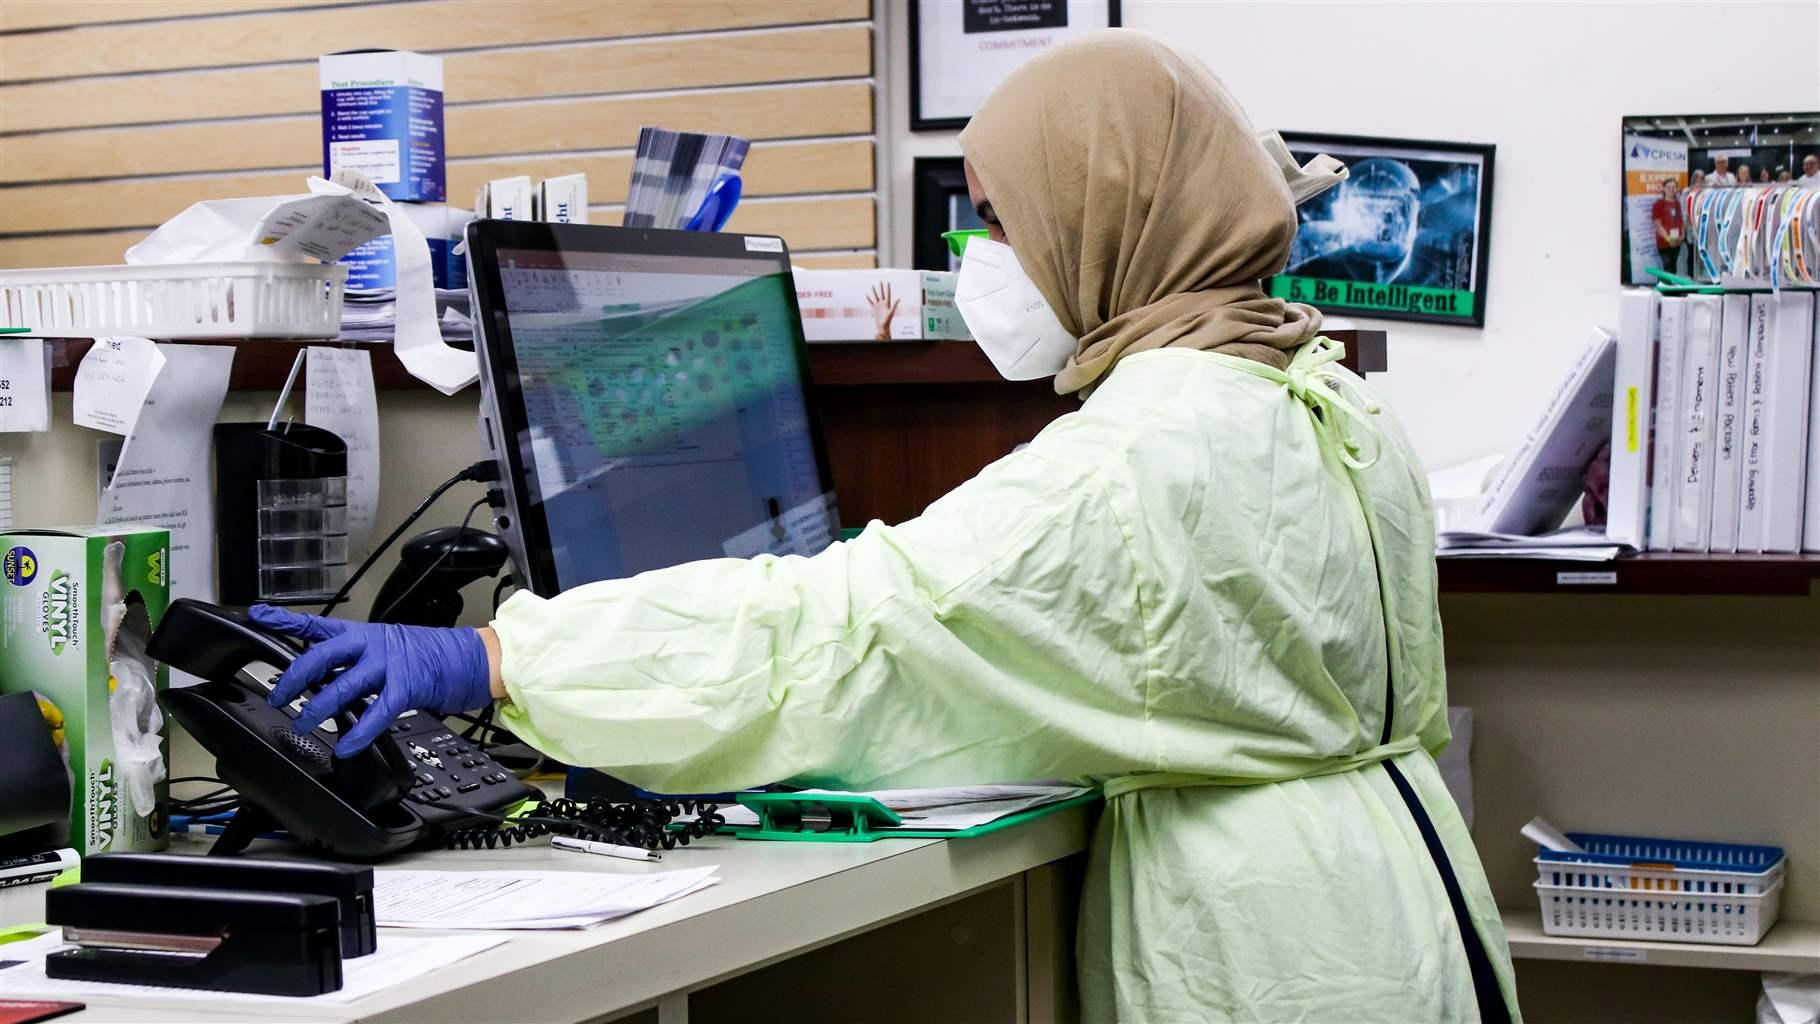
(0, 0, 878, 269)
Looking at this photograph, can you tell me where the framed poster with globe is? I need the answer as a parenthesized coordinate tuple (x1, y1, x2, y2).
(1268, 133, 1495, 328)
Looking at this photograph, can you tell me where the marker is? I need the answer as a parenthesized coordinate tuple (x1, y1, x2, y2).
(0, 848, 79, 889)
(551, 835, 660, 863)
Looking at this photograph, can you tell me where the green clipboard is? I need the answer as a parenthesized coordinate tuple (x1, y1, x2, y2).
(728, 791, 1101, 843)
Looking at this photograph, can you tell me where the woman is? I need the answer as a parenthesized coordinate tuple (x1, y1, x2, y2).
(259, 31, 1519, 1023)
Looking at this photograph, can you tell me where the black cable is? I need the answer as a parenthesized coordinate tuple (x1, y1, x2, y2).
(436, 797, 724, 852)
(173, 800, 241, 818)
(171, 781, 239, 815)
(450, 708, 509, 744)
(491, 574, 513, 614)
(318, 459, 497, 615)
(370, 498, 487, 623)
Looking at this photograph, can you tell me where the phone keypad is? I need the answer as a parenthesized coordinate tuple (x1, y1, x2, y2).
(387, 717, 527, 822)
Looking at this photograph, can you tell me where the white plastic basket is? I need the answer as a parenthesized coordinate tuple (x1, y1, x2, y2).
(0, 261, 345, 340)
(1534, 832, 1786, 946)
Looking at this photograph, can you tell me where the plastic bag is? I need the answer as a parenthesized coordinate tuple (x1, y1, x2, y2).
(1758, 973, 1820, 1024)
(101, 541, 165, 819)
(109, 631, 166, 819)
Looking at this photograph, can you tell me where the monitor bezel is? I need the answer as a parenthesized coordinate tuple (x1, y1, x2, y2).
(466, 220, 838, 598)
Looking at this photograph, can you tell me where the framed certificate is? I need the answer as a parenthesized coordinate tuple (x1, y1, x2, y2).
(909, 0, 1122, 132)
(1268, 133, 1496, 328)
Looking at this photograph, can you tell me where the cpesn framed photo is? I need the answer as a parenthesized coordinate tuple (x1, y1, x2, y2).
(1268, 133, 1496, 328)
(910, 0, 1122, 132)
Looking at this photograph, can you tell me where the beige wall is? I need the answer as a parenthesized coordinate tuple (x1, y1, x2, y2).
(1444, 592, 1820, 923)
(0, 389, 486, 622)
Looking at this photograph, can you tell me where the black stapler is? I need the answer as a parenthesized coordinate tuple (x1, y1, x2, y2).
(81, 852, 377, 958)
(45, 884, 342, 996)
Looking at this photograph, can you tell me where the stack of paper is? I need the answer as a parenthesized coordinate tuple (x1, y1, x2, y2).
(1436, 526, 1623, 562)
(717, 784, 1095, 831)
(375, 865, 720, 930)
(622, 127, 749, 230)
(338, 287, 472, 344)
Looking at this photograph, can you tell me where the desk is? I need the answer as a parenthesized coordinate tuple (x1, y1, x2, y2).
(54, 804, 1094, 1024)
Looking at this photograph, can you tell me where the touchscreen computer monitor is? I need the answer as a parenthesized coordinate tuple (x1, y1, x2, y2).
(467, 221, 838, 597)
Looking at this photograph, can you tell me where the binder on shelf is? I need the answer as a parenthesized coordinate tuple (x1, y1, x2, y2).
(1709, 294, 1753, 553)
(726, 791, 1099, 844)
(1646, 297, 1686, 551)
(1470, 329, 1616, 537)
(1736, 296, 1773, 552)
(1759, 290, 1815, 553)
(1805, 305, 1820, 553)
(1606, 290, 1658, 550)
(1672, 295, 1723, 552)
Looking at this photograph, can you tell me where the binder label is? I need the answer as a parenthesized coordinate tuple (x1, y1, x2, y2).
(1626, 385, 1639, 452)
(1556, 571, 1618, 586)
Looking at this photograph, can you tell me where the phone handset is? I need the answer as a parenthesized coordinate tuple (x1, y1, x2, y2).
(151, 599, 421, 859)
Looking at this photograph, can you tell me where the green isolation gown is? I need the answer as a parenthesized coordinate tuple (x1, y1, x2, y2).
(495, 340, 1521, 1023)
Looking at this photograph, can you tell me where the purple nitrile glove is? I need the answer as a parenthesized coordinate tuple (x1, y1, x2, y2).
(249, 605, 493, 756)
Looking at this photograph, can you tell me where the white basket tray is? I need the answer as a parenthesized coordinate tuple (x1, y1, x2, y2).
(0, 262, 346, 340)
(1534, 879, 1783, 946)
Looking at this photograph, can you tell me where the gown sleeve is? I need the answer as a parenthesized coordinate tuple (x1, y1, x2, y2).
(492, 445, 1158, 794)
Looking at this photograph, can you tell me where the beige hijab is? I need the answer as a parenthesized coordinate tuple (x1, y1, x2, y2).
(959, 31, 1330, 395)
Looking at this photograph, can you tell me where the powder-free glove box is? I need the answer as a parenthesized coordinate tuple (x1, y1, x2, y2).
(1, 527, 170, 855)
(793, 269, 972, 342)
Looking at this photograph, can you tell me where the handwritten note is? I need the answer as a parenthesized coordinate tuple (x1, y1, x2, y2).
(0, 337, 50, 432)
(306, 347, 381, 553)
(98, 344, 235, 604)
(73, 337, 165, 435)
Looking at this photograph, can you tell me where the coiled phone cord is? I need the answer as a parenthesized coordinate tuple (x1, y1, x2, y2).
(439, 797, 725, 852)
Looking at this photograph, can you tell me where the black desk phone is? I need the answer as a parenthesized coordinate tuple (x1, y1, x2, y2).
(150, 599, 537, 861)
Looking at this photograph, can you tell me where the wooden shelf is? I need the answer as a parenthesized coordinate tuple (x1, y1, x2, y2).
(1502, 910, 1820, 973)
(41, 329, 1388, 392)
(47, 337, 435, 392)
(807, 341, 1005, 385)
(1438, 552, 1820, 596)
(805, 329, 1387, 387)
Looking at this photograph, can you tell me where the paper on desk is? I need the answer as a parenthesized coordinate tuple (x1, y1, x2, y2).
(717, 784, 1095, 831)
(0, 337, 50, 433)
(375, 865, 720, 929)
(1438, 525, 1613, 548)
(1434, 546, 1622, 562)
(331, 170, 478, 395)
(73, 337, 164, 436)
(0, 930, 504, 1004)
(1435, 525, 1620, 561)
(96, 344, 235, 605)
(306, 347, 380, 552)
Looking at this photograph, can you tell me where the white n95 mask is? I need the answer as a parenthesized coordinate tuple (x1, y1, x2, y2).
(953, 238, 1079, 380)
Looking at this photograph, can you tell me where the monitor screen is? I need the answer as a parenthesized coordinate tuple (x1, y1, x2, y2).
(469, 224, 838, 596)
